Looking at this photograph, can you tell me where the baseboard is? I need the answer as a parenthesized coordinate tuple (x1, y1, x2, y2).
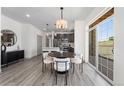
(0, 67, 1, 73)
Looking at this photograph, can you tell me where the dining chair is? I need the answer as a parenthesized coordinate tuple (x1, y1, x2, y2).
(70, 54, 84, 74)
(54, 57, 70, 85)
(42, 52, 53, 73)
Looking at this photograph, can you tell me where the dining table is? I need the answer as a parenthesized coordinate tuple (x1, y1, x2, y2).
(48, 51, 75, 72)
(48, 51, 75, 58)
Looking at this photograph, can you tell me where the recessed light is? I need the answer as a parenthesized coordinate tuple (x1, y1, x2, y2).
(26, 14, 30, 18)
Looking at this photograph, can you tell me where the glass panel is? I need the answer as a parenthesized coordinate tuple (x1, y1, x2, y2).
(102, 66, 107, 76)
(98, 64, 102, 72)
(98, 16, 114, 81)
(89, 29, 96, 67)
(108, 69, 113, 80)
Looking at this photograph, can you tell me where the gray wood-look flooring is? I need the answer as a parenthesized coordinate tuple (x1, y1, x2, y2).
(0, 55, 110, 86)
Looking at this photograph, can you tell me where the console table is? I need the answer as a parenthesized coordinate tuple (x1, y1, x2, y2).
(1, 50, 24, 67)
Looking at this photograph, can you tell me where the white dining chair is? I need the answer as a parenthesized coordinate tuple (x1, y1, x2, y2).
(54, 57, 70, 85)
(42, 52, 53, 73)
(70, 54, 84, 73)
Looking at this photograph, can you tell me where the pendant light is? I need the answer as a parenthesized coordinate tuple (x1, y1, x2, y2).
(56, 7, 67, 30)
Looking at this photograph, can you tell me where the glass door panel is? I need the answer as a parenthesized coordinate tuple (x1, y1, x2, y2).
(89, 29, 96, 67)
(98, 16, 114, 80)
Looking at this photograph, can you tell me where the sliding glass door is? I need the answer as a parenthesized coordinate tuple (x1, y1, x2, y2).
(89, 8, 114, 82)
(98, 16, 114, 80)
(89, 28, 96, 67)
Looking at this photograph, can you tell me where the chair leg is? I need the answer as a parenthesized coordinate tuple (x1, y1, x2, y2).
(65, 71, 68, 85)
(45, 64, 46, 72)
(55, 70, 57, 85)
(79, 64, 80, 72)
(81, 58, 84, 73)
(65, 62, 68, 85)
(73, 63, 75, 74)
(42, 62, 44, 73)
(70, 62, 72, 69)
(81, 62, 83, 73)
(51, 63, 53, 73)
(55, 62, 58, 85)
(70, 63, 73, 73)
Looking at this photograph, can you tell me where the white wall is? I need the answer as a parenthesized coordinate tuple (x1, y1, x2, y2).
(1, 15, 22, 52)
(1, 14, 45, 59)
(114, 8, 124, 85)
(74, 21, 85, 58)
(21, 24, 44, 58)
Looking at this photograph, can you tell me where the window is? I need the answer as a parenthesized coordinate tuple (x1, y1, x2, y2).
(98, 16, 114, 80)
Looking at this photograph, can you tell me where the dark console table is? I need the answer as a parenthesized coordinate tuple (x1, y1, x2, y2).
(1, 50, 24, 67)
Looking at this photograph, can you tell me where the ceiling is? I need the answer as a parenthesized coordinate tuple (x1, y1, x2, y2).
(2, 7, 95, 31)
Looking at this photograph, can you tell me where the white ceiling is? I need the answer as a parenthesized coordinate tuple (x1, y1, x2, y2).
(2, 7, 94, 31)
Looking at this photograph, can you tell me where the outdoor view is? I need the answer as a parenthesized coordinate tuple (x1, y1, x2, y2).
(98, 16, 114, 80)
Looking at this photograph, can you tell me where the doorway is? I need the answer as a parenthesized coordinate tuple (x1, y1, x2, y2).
(37, 35, 42, 56)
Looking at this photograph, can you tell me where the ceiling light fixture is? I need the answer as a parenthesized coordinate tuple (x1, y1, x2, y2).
(45, 24, 50, 36)
(56, 7, 67, 30)
(26, 14, 30, 18)
(0, 32, 3, 36)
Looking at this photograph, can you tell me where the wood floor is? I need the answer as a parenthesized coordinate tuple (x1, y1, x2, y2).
(0, 55, 111, 86)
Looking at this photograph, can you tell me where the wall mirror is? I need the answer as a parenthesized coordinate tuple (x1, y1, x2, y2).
(1, 29, 17, 47)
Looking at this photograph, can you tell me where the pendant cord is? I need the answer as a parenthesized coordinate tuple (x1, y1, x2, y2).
(60, 7, 63, 19)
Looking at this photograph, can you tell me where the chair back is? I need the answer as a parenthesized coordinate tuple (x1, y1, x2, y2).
(54, 58, 70, 62)
(43, 52, 49, 59)
(74, 53, 84, 63)
(80, 54, 83, 60)
(54, 58, 70, 72)
(75, 54, 83, 58)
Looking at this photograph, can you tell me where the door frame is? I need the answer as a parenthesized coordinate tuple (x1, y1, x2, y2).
(89, 26, 98, 71)
(37, 35, 42, 56)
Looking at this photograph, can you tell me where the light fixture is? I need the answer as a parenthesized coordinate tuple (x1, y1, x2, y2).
(26, 14, 30, 18)
(56, 7, 67, 30)
(46, 33, 49, 36)
(54, 33, 57, 36)
(45, 24, 50, 36)
(0, 32, 3, 36)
